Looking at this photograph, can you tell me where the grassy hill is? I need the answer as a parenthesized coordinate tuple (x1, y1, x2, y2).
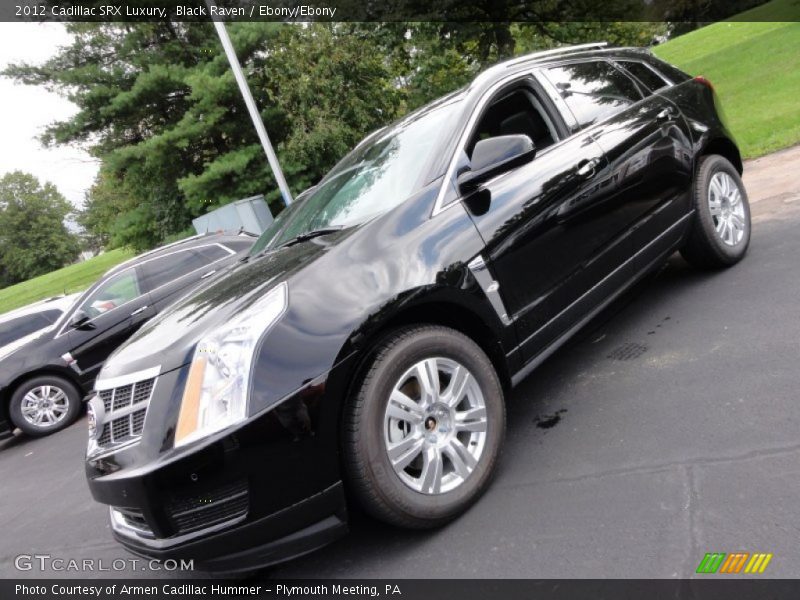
(0, 248, 135, 314)
(654, 0, 800, 158)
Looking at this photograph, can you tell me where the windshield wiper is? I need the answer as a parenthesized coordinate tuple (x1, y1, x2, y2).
(275, 225, 345, 249)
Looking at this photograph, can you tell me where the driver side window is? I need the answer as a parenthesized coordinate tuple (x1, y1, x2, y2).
(78, 270, 142, 319)
(467, 87, 558, 159)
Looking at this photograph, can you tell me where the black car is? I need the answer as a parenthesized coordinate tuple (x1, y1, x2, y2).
(86, 44, 750, 570)
(0, 293, 80, 358)
(0, 233, 255, 439)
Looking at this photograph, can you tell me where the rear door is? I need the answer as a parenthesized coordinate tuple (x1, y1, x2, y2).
(65, 268, 154, 386)
(541, 59, 693, 275)
(611, 58, 695, 264)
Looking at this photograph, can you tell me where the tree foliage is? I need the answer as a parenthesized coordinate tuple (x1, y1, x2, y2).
(0, 171, 81, 287)
(4, 20, 666, 253)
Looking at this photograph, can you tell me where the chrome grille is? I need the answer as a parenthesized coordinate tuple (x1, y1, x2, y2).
(112, 385, 132, 410)
(100, 389, 113, 412)
(92, 376, 156, 454)
(132, 379, 154, 404)
(131, 408, 146, 435)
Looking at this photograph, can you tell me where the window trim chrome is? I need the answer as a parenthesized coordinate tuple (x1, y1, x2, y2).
(433, 53, 684, 220)
(431, 71, 544, 217)
(610, 57, 675, 91)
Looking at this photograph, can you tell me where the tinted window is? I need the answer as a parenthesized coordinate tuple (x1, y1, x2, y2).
(545, 61, 643, 130)
(140, 246, 229, 291)
(0, 313, 56, 347)
(646, 56, 691, 84)
(618, 61, 670, 93)
(469, 88, 556, 157)
(78, 270, 143, 318)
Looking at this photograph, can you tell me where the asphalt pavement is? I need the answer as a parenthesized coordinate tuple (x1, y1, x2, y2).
(2, 147, 799, 579)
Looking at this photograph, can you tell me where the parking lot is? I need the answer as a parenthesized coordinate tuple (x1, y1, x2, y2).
(1, 146, 799, 580)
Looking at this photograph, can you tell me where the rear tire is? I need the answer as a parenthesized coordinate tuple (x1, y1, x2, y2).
(344, 325, 505, 529)
(9, 375, 82, 437)
(680, 154, 751, 268)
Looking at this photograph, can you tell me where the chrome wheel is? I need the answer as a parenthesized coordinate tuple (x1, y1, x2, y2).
(20, 385, 70, 428)
(383, 357, 488, 495)
(708, 171, 746, 246)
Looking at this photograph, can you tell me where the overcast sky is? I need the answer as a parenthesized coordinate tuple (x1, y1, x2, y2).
(0, 22, 99, 209)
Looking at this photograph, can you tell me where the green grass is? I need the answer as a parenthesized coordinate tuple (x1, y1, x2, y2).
(0, 248, 135, 315)
(654, 0, 800, 158)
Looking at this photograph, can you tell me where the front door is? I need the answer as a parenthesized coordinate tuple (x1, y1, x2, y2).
(454, 81, 611, 361)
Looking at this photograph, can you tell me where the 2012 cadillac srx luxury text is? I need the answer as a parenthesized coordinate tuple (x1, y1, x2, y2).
(85, 44, 751, 570)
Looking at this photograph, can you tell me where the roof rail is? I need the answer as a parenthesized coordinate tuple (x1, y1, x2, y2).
(508, 42, 609, 67)
(472, 42, 609, 88)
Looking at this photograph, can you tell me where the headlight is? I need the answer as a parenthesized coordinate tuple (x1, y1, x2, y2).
(174, 282, 288, 447)
(87, 401, 98, 439)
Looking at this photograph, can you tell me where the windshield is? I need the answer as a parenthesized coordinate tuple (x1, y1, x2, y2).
(251, 95, 463, 254)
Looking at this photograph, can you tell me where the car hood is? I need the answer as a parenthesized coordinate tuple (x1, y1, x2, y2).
(98, 233, 345, 382)
(0, 325, 55, 363)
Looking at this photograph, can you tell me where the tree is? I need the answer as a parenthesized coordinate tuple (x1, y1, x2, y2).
(78, 169, 136, 251)
(4, 18, 668, 251)
(0, 171, 81, 287)
(4, 22, 402, 251)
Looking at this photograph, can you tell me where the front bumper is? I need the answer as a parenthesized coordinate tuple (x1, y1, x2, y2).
(86, 363, 349, 571)
(111, 482, 347, 571)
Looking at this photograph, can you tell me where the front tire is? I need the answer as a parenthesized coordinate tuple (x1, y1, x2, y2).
(344, 325, 505, 529)
(680, 154, 751, 268)
(9, 375, 82, 437)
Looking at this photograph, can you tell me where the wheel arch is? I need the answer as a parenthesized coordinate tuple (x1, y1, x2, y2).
(365, 301, 512, 392)
(701, 137, 743, 174)
(327, 297, 513, 432)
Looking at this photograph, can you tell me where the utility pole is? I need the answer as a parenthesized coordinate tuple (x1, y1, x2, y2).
(204, 2, 293, 206)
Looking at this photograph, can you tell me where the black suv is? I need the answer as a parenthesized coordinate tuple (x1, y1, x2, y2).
(0, 233, 254, 439)
(86, 44, 750, 570)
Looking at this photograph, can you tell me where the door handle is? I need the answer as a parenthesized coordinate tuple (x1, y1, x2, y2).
(130, 305, 149, 317)
(200, 270, 216, 280)
(656, 107, 676, 122)
(576, 158, 600, 179)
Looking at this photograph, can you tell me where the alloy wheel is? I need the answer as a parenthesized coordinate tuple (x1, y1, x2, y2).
(383, 357, 488, 495)
(20, 385, 70, 428)
(708, 171, 747, 246)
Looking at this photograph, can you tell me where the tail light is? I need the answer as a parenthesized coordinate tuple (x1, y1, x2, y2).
(694, 75, 715, 92)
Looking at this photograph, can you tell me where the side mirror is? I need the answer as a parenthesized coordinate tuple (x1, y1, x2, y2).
(69, 310, 95, 331)
(457, 134, 536, 193)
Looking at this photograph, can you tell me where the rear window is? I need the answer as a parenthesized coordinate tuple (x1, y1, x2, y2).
(544, 60, 643, 130)
(645, 56, 692, 84)
(139, 245, 231, 292)
(618, 60, 670, 93)
(0, 312, 57, 347)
